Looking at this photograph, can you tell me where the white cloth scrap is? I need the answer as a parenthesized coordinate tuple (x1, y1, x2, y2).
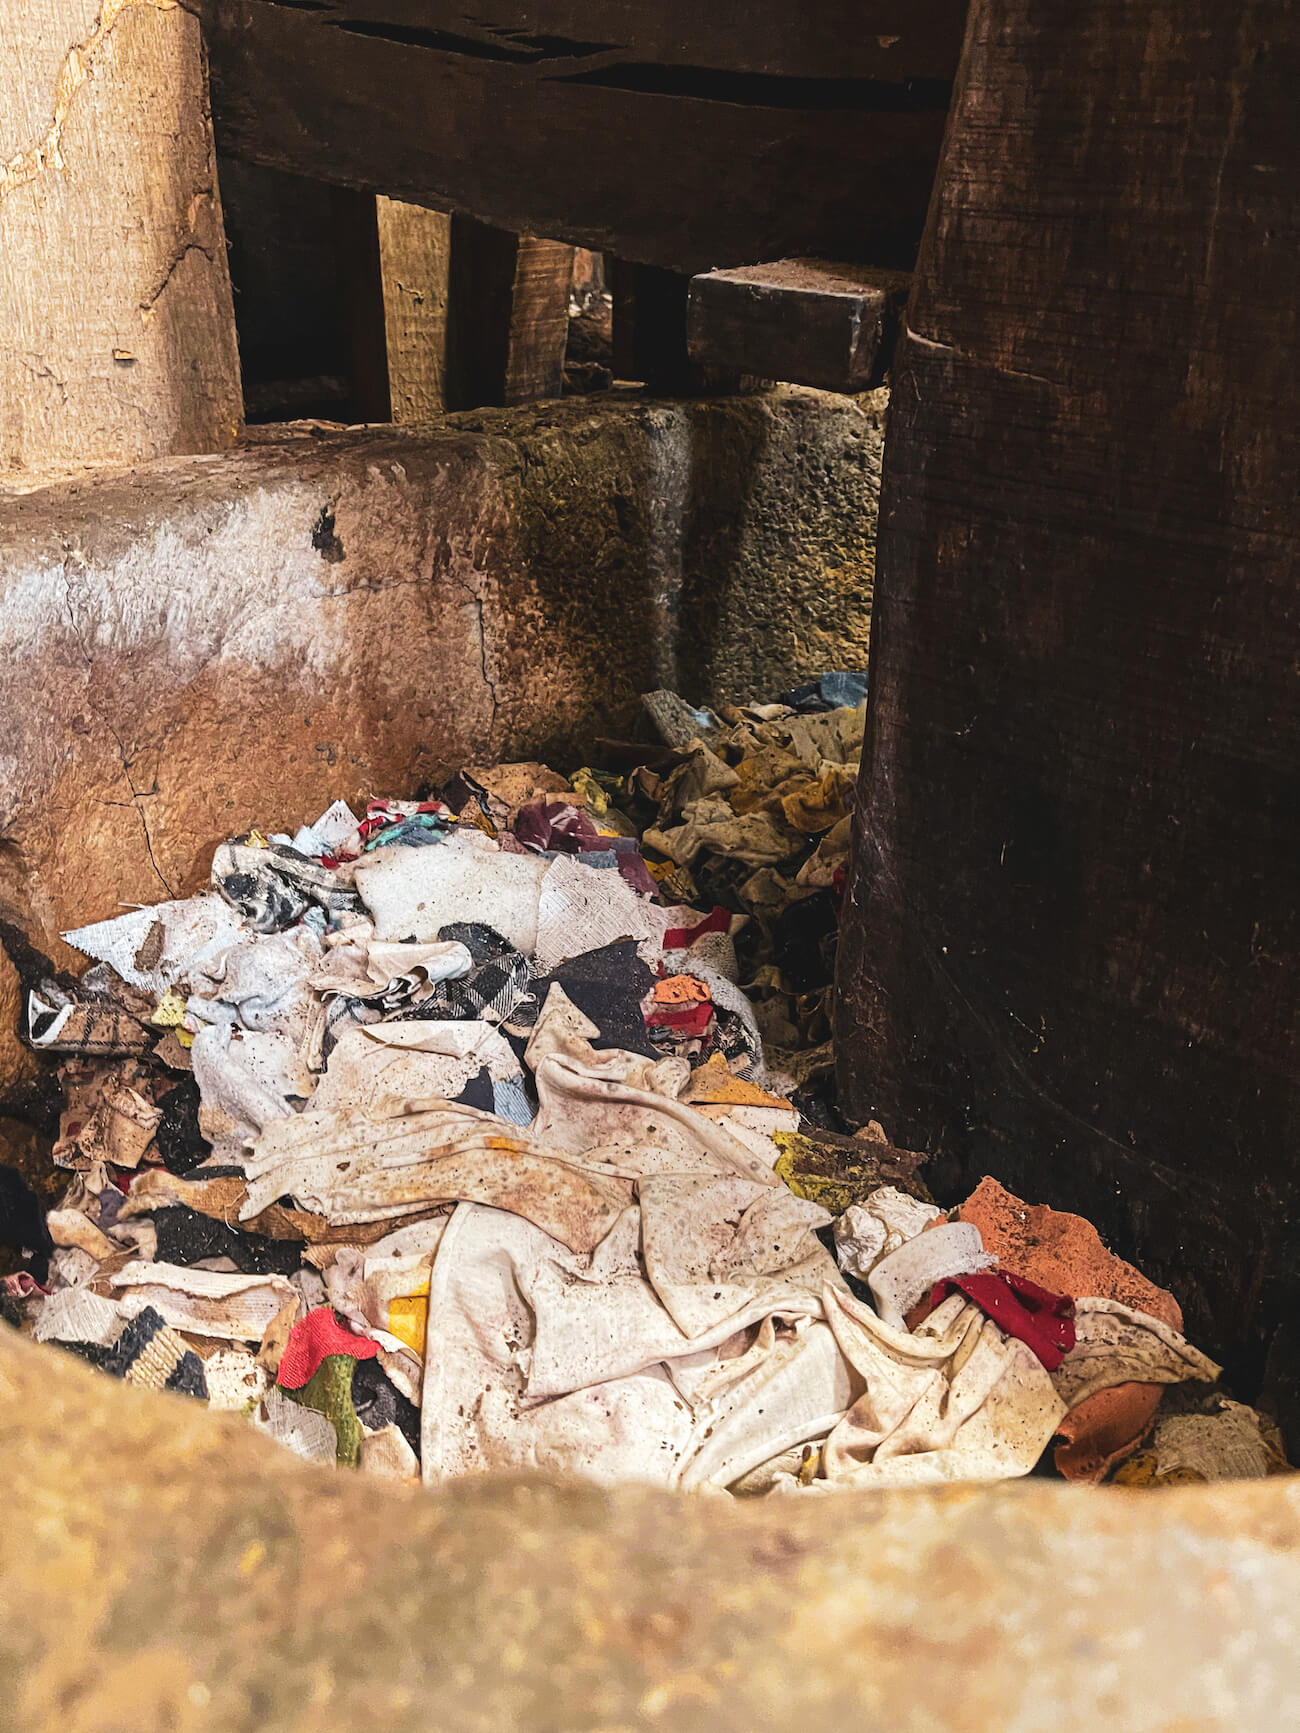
(867, 1219, 996, 1328)
(62, 895, 245, 993)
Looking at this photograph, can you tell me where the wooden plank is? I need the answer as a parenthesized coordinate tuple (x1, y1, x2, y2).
(1, 0, 241, 482)
(329, 186, 391, 422)
(444, 216, 572, 409)
(836, 0, 1300, 1406)
(375, 198, 452, 423)
(504, 237, 575, 403)
(199, 0, 961, 273)
(687, 260, 912, 391)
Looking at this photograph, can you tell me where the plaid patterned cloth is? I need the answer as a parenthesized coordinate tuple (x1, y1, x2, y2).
(391, 923, 535, 1027)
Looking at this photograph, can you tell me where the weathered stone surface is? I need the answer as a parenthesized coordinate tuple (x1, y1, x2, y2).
(0, 388, 879, 1124)
(2, 1321, 1299, 1729)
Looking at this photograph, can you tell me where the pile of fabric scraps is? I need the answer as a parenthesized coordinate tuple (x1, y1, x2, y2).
(583, 681, 871, 1104)
(0, 679, 1285, 1492)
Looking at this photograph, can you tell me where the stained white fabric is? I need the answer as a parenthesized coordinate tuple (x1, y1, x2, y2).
(62, 895, 246, 993)
(108, 1261, 297, 1341)
(308, 1021, 522, 1114)
(834, 1187, 943, 1280)
(1051, 1297, 1222, 1409)
(532, 851, 669, 974)
(867, 1219, 996, 1328)
(637, 1175, 836, 1338)
(355, 832, 550, 949)
(241, 1099, 631, 1251)
(821, 1286, 1066, 1486)
(422, 1204, 698, 1487)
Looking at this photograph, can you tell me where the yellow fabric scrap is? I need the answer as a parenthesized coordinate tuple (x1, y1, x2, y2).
(386, 1292, 430, 1355)
(149, 991, 187, 1028)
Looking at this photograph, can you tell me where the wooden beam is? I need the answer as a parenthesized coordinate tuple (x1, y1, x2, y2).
(687, 260, 912, 391)
(2, 0, 241, 481)
(199, 0, 960, 274)
(329, 187, 392, 422)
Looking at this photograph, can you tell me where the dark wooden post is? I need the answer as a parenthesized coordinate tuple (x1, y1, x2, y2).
(836, 0, 1300, 1413)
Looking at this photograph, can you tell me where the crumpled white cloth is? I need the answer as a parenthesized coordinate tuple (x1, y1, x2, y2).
(867, 1219, 996, 1328)
(309, 937, 473, 999)
(1051, 1297, 1221, 1409)
(308, 1020, 523, 1114)
(62, 895, 246, 993)
(820, 1285, 1067, 1487)
(187, 925, 324, 1034)
(241, 1097, 631, 1251)
(525, 985, 778, 1185)
(354, 829, 673, 971)
(355, 831, 549, 950)
(834, 1186, 943, 1281)
(108, 1260, 297, 1341)
(638, 1174, 835, 1338)
(422, 1204, 699, 1487)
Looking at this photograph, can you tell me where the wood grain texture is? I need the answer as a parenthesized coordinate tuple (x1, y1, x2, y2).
(444, 217, 573, 409)
(200, 0, 960, 272)
(1, 0, 241, 481)
(836, 0, 1300, 1405)
(377, 198, 452, 422)
(687, 261, 912, 391)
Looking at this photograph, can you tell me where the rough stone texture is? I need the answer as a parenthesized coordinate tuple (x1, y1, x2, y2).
(3, 1321, 1299, 1729)
(0, 388, 879, 1128)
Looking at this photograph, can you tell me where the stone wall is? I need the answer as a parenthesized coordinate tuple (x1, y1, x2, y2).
(0, 387, 882, 1152)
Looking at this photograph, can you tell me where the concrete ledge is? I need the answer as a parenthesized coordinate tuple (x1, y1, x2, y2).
(2, 1321, 1298, 1729)
(0, 388, 881, 1116)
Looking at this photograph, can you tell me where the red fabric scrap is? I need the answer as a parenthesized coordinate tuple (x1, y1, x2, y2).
(930, 1270, 1077, 1371)
(276, 1305, 378, 1390)
(663, 905, 733, 950)
(645, 1002, 715, 1038)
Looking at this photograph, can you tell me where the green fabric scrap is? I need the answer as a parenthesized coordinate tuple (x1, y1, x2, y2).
(283, 1353, 362, 1466)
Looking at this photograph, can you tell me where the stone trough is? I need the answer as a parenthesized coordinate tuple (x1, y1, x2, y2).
(2, 384, 1298, 1730)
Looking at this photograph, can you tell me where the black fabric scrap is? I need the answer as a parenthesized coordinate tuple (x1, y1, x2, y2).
(68, 1304, 209, 1402)
(523, 940, 659, 1058)
(352, 1356, 421, 1457)
(151, 1203, 305, 1276)
(155, 1078, 209, 1174)
(0, 1164, 52, 1281)
(453, 1066, 495, 1113)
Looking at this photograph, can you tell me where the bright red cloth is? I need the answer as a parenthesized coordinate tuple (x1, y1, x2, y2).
(276, 1306, 378, 1390)
(663, 906, 733, 950)
(930, 1270, 1076, 1370)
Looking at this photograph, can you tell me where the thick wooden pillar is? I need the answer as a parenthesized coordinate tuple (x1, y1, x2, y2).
(1, 0, 242, 481)
(836, 0, 1299, 1407)
(444, 217, 573, 410)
